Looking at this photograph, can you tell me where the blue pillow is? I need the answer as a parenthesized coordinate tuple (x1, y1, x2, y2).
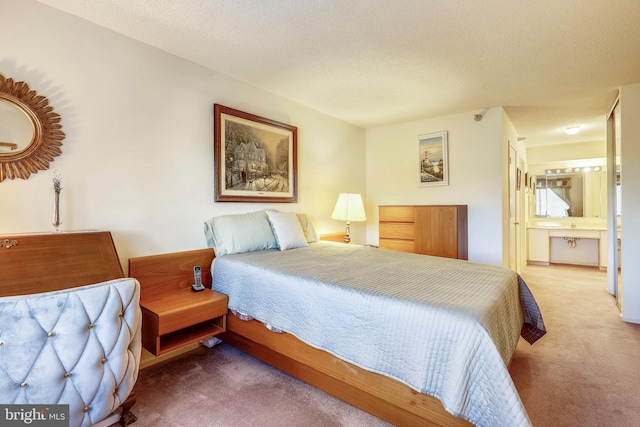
(204, 210, 277, 256)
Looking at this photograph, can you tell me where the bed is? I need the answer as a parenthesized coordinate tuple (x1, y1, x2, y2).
(204, 210, 546, 427)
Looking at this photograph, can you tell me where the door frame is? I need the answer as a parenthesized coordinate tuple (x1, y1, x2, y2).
(508, 144, 523, 273)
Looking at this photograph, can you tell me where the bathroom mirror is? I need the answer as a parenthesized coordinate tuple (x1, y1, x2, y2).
(535, 172, 585, 217)
(0, 73, 65, 182)
(533, 165, 607, 218)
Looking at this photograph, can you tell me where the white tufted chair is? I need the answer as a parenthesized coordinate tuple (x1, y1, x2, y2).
(0, 278, 142, 427)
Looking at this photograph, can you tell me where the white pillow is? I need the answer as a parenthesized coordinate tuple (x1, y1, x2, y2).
(203, 210, 277, 256)
(266, 211, 308, 251)
(296, 213, 319, 243)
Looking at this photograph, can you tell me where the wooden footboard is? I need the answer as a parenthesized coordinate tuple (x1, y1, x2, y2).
(220, 315, 472, 427)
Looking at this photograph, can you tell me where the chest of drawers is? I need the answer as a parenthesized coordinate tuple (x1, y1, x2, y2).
(379, 205, 468, 260)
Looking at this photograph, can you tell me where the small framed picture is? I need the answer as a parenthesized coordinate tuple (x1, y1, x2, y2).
(418, 131, 448, 186)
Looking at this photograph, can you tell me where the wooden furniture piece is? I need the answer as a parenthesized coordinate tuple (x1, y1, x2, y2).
(379, 205, 468, 259)
(128, 249, 228, 357)
(0, 230, 136, 426)
(0, 230, 123, 296)
(318, 231, 346, 243)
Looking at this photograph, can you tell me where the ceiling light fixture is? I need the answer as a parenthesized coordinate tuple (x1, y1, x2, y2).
(544, 164, 603, 176)
(564, 126, 580, 135)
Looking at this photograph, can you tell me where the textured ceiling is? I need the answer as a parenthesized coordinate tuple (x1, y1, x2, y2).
(36, 0, 640, 147)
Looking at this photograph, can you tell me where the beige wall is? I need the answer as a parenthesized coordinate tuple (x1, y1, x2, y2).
(365, 107, 511, 265)
(0, 0, 366, 270)
(527, 140, 606, 165)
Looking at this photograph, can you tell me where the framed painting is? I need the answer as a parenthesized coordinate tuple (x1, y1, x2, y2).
(418, 131, 448, 186)
(214, 104, 298, 202)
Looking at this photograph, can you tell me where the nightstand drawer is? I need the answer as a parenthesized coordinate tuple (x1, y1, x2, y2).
(158, 297, 227, 335)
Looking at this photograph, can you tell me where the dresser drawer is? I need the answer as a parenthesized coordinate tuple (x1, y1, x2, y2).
(379, 206, 414, 222)
(380, 223, 415, 240)
(379, 239, 415, 253)
(158, 297, 227, 335)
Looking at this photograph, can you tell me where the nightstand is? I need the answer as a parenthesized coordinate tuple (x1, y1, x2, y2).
(128, 248, 228, 356)
(140, 288, 227, 356)
(319, 232, 347, 243)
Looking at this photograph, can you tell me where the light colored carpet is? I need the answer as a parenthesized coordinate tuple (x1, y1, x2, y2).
(127, 343, 392, 427)
(510, 264, 640, 427)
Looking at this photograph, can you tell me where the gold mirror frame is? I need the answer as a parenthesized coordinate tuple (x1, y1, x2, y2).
(0, 73, 65, 182)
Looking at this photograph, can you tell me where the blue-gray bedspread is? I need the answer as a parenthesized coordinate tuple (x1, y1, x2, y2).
(212, 241, 545, 427)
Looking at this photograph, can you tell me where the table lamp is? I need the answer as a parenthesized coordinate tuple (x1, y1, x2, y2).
(331, 193, 366, 243)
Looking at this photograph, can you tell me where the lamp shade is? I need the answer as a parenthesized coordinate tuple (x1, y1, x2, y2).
(331, 193, 366, 222)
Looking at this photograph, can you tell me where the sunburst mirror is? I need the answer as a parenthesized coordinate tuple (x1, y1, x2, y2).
(0, 73, 65, 182)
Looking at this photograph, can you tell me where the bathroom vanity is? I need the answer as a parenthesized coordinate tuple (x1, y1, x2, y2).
(527, 220, 620, 269)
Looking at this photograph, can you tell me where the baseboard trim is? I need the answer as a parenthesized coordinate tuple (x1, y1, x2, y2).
(527, 261, 550, 266)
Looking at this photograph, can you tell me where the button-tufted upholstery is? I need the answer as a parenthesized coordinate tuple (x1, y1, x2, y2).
(0, 278, 141, 427)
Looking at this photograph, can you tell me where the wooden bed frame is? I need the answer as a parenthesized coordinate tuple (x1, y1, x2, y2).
(221, 315, 471, 426)
(129, 246, 472, 427)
